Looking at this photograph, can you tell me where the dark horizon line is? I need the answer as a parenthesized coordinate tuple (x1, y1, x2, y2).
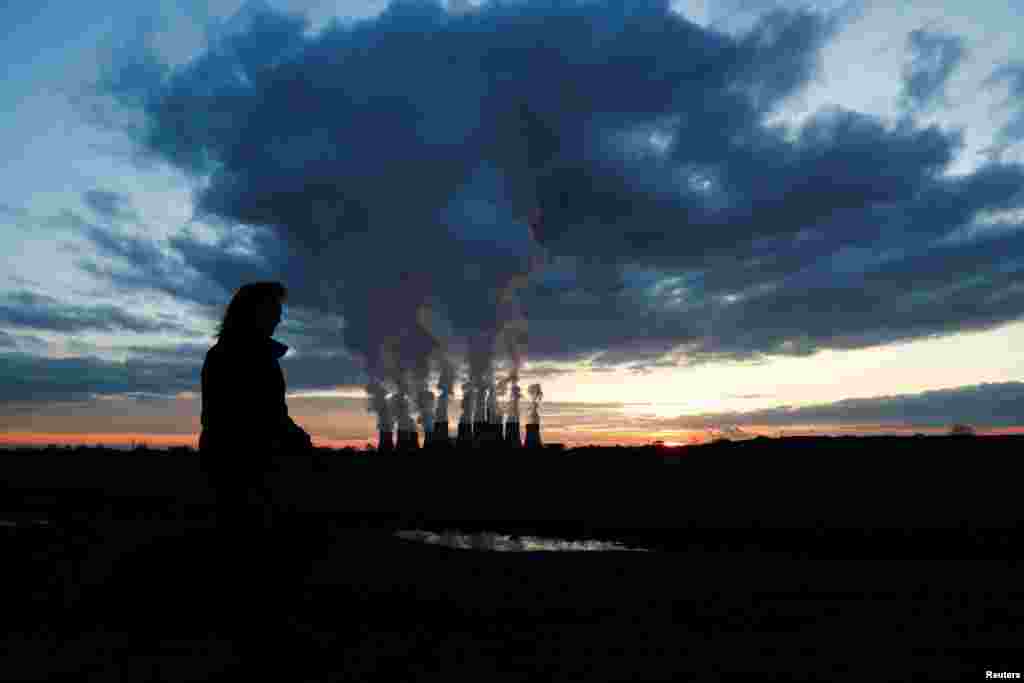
(4, 431, 1021, 454)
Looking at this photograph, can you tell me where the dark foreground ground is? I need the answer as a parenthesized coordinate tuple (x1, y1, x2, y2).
(3, 436, 1022, 681)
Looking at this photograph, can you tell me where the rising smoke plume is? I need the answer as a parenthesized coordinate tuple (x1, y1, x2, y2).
(435, 357, 455, 423)
(410, 337, 435, 434)
(467, 333, 497, 424)
(495, 375, 509, 423)
(418, 389, 436, 434)
(476, 382, 490, 424)
(391, 390, 414, 434)
(367, 380, 392, 431)
(460, 381, 475, 425)
(509, 383, 522, 420)
(487, 377, 500, 425)
(528, 383, 543, 424)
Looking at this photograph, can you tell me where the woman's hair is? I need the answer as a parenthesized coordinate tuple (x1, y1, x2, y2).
(215, 281, 288, 339)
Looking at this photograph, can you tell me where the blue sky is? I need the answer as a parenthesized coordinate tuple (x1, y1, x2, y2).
(2, 0, 1024, 449)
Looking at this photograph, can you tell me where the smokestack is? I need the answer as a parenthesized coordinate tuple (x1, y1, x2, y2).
(525, 423, 542, 449)
(472, 383, 486, 448)
(487, 381, 500, 426)
(472, 374, 490, 448)
(525, 384, 543, 448)
(434, 358, 454, 432)
(378, 429, 394, 453)
(460, 380, 475, 450)
(367, 380, 393, 445)
(391, 391, 418, 452)
(489, 380, 504, 447)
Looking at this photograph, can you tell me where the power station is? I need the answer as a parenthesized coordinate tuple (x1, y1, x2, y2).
(378, 416, 537, 452)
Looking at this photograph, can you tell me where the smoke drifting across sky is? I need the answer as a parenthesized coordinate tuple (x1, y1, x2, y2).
(76, 0, 1024, 432)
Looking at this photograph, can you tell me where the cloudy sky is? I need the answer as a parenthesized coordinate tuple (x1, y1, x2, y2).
(3, 0, 1024, 450)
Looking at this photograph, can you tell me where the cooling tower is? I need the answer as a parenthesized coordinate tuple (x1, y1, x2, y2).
(457, 421, 473, 449)
(473, 420, 487, 448)
(525, 423, 542, 449)
(505, 419, 521, 448)
(432, 420, 449, 448)
(477, 420, 502, 448)
(378, 430, 394, 453)
(395, 429, 420, 452)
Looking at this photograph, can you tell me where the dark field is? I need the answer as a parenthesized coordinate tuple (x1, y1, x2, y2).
(3, 435, 1022, 681)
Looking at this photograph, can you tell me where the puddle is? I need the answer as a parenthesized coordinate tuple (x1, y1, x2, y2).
(394, 529, 651, 552)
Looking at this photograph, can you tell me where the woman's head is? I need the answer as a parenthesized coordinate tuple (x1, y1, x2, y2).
(216, 281, 288, 339)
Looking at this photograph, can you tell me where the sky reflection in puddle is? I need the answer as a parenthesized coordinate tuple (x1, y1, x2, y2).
(394, 529, 651, 552)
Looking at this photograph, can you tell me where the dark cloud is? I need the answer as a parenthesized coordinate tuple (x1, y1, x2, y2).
(113, 342, 210, 364)
(0, 349, 201, 405)
(664, 381, 1024, 430)
(0, 335, 367, 409)
(112, 331, 370, 394)
(91, 0, 1024, 392)
(0, 330, 49, 351)
(69, 212, 171, 277)
(0, 289, 187, 335)
(83, 190, 135, 221)
(68, 214, 274, 315)
(985, 61, 1024, 154)
(678, 210, 1024, 364)
(900, 29, 966, 110)
(275, 349, 369, 391)
(97, 0, 837, 318)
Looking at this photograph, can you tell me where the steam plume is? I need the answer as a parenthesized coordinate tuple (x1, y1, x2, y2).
(391, 391, 414, 433)
(476, 382, 489, 424)
(460, 381, 475, 424)
(509, 383, 522, 420)
(435, 357, 455, 423)
(528, 383, 543, 424)
(411, 349, 434, 435)
(367, 380, 392, 430)
(495, 376, 509, 424)
(487, 379, 500, 425)
(417, 389, 436, 435)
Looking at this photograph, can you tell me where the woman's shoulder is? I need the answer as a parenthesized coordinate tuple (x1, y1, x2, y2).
(205, 338, 279, 368)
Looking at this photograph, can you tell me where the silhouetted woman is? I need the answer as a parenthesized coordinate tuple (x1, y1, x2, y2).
(198, 282, 312, 641)
(200, 280, 311, 462)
